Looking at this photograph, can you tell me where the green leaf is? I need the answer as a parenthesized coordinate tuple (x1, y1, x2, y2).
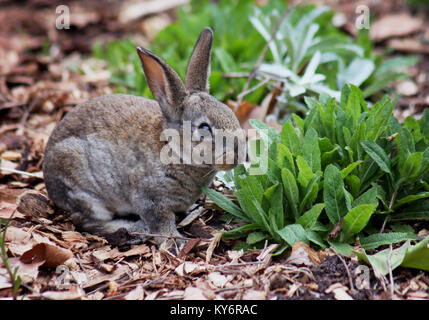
(306, 230, 327, 249)
(202, 187, 248, 221)
(355, 237, 429, 276)
(401, 236, 429, 271)
(354, 241, 409, 278)
(394, 200, 429, 220)
(277, 224, 308, 247)
(277, 144, 296, 176)
(337, 58, 374, 89)
(323, 165, 348, 224)
(360, 232, 416, 250)
(340, 161, 363, 179)
(352, 186, 378, 208)
(393, 192, 429, 209)
(250, 119, 280, 147)
(281, 121, 300, 155)
(419, 109, 429, 143)
(360, 140, 391, 174)
(296, 156, 314, 188)
(399, 152, 422, 179)
(247, 231, 268, 244)
(302, 128, 321, 172)
(296, 203, 325, 229)
(342, 204, 376, 238)
(282, 168, 300, 220)
(328, 241, 353, 257)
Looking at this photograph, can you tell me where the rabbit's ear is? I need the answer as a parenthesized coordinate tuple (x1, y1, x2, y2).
(137, 47, 187, 120)
(185, 27, 213, 93)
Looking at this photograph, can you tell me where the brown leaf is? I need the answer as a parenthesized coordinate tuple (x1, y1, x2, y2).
(387, 37, 429, 54)
(286, 242, 322, 267)
(177, 238, 201, 259)
(370, 13, 423, 41)
(20, 242, 73, 268)
(4, 226, 30, 242)
(183, 287, 207, 300)
(0, 201, 25, 219)
(41, 286, 85, 300)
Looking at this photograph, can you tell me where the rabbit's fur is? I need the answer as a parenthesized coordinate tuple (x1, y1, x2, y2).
(43, 28, 245, 248)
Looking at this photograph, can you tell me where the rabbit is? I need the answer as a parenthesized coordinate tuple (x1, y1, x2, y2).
(42, 27, 246, 250)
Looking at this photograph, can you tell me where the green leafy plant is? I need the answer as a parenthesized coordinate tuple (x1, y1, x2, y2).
(251, 6, 418, 114)
(93, 0, 283, 102)
(204, 85, 429, 255)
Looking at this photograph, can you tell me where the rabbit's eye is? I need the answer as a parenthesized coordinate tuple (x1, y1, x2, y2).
(198, 123, 211, 132)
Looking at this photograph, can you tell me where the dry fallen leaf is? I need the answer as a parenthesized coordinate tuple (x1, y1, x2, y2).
(325, 283, 353, 300)
(20, 242, 73, 268)
(183, 287, 207, 300)
(243, 289, 266, 300)
(286, 242, 322, 267)
(4, 226, 30, 242)
(124, 285, 145, 300)
(387, 37, 429, 54)
(208, 272, 229, 289)
(0, 201, 25, 219)
(370, 13, 423, 41)
(41, 286, 85, 300)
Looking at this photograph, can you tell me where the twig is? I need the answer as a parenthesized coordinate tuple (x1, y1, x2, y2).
(119, 0, 190, 23)
(236, 78, 270, 101)
(236, 2, 296, 107)
(222, 72, 251, 78)
(131, 232, 191, 241)
(213, 285, 253, 293)
(332, 248, 355, 292)
(0, 167, 43, 178)
(214, 261, 264, 269)
(387, 244, 395, 299)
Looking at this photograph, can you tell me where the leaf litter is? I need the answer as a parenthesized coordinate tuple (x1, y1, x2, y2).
(0, 0, 428, 300)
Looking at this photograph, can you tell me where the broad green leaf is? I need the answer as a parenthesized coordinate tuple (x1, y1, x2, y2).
(222, 224, 260, 240)
(355, 237, 429, 276)
(360, 232, 416, 250)
(352, 186, 378, 208)
(303, 128, 321, 172)
(250, 119, 280, 147)
(296, 203, 325, 229)
(401, 236, 429, 271)
(393, 200, 429, 220)
(360, 140, 391, 174)
(328, 241, 353, 257)
(296, 156, 314, 188)
(323, 165, 348, 224)
(281, 121, 300, 155)
(282, 168, 300, 219)
(393, 192, 429, 209)
(399, 152, 422, 179)
(277, 224, 308, 247)
(354, 241, 409, 278)
(342, 204, 376, 238)
(277, 143, 296, 176)
(340, 160, 363, 179)
(202, 187, 248, 221)
(247, 231, 268, 244)
(292, 114, 305, 135)
(419, 108, 429, 143)
(337, 58, 374, 89)
(299, 173, 321, 214)
(306, 230, 327, 249)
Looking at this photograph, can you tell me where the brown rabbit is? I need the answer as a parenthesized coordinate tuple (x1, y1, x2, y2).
(43, 28, 245, 249)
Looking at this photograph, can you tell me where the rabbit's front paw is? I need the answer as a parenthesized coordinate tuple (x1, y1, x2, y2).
(99, 227, 148, 246)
